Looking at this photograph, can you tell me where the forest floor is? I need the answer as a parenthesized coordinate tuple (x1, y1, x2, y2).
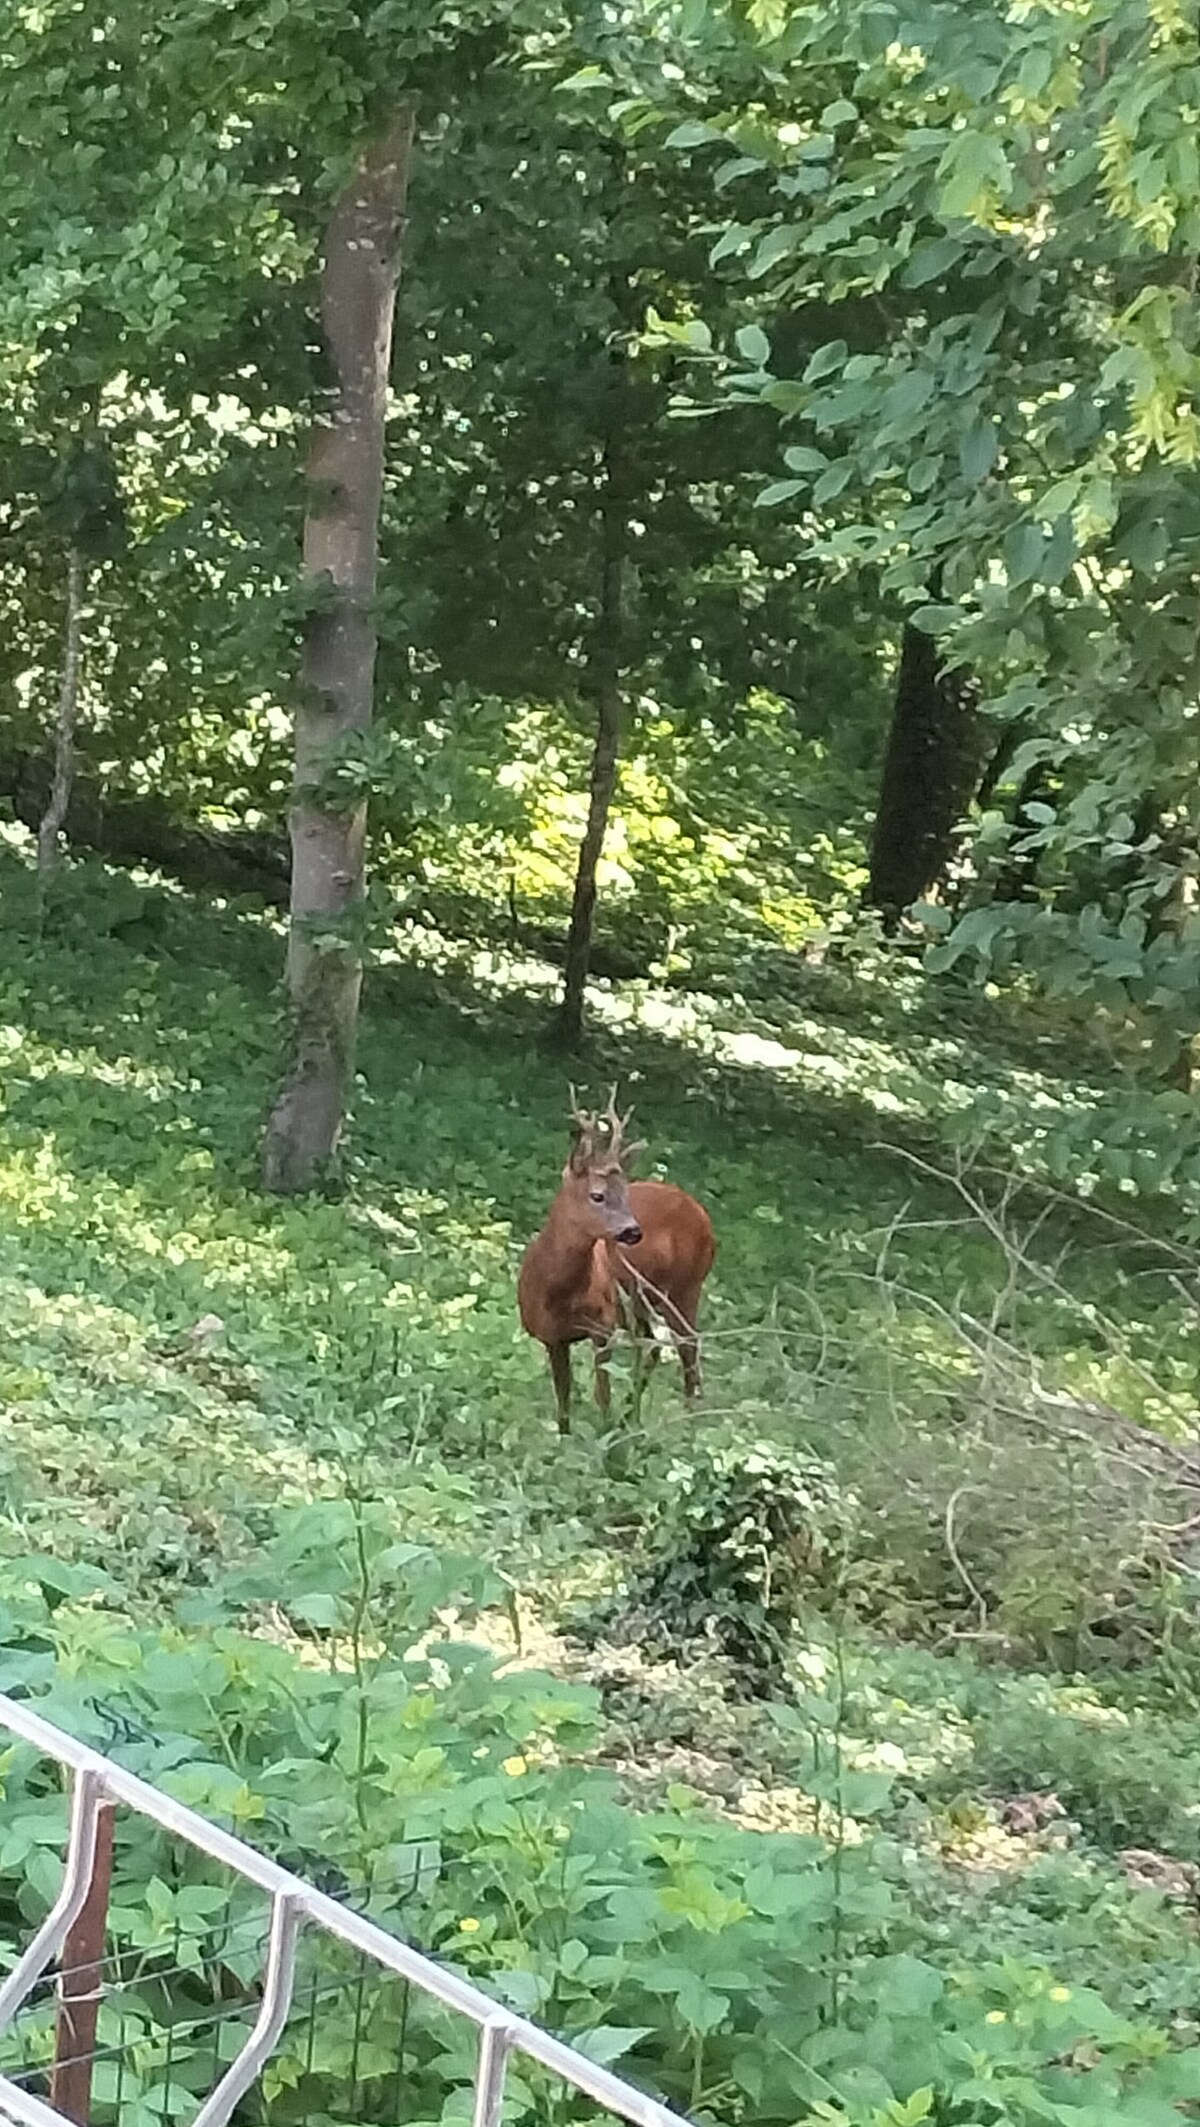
(2, 843, 1200, 2109)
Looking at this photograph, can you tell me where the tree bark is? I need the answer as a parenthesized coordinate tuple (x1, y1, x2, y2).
(36, 547, 85, 876)
(866, 619, 981, 924)
(558, 430, 627, 1049)
(263, 113, 413, 1194)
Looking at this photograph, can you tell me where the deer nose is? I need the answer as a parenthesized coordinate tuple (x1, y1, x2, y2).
(619, 1222, 642, 1246)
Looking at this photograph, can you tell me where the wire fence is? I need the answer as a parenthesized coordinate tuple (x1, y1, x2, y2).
(0, 1695, 691, 2127)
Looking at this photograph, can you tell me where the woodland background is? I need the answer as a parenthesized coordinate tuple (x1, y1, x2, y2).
(2, 3, 1200, 2125)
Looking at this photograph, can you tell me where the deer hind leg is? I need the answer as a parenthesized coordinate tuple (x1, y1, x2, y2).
(668, 1288, 703, 1399)
(548, 1341, 573, 1434)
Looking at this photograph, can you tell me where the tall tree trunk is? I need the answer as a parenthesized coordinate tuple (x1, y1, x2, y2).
(263, 113, 413, 1195)
(866, 619, 981, 925)
(37, 547, 85, 876)
(559, 432, 626, 1050)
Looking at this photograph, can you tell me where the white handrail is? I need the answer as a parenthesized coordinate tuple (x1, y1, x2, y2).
(0, 1693, 692, 2127)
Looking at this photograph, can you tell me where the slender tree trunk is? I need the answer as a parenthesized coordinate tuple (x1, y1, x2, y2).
(976, 712, 1033, 813)
(263, 113, 413, 1195)
(994, 760, 1055, 904)
(559, 433, 626, 1049)
(866, 619, 981, 925)
(37, 547, 85, 876)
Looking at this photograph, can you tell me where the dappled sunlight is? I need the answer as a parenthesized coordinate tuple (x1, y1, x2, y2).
(489, 703, 859, 971)
(381, 917, 1109, 1173)
(0, 1273, 322, 1593)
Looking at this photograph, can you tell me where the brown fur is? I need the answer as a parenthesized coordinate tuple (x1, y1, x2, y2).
(618, 1180, 717, 1362)
(518, 1104, 715, 1432)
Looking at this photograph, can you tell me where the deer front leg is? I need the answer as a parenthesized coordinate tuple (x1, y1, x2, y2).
(678, 1331, 703, 1398)
(548, 1341, 573, 1434)
(592, 1335, 612, 1415)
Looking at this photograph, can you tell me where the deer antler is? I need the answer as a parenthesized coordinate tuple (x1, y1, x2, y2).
(567, 1085, 599, 1165)
(601, 1086, 645, 1170)
(567, 1085, 646, 1169)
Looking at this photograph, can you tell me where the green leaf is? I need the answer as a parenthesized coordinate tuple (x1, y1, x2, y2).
(750, 224, 802, 277)
(901, 237, 966, 287)
(756, 478, 806, 507)
(291, 1592, 341, 1628)
(671, 1971, 730, 2034)
(937, 132, 1014, 219)
(912, 901, 952, 933)
(665, 121, 726, 150)
(813, 460, 853, 504)
(959, 418, 999, 484)
(871, 1955, 945, 2018)
(761, 378, 810, 413)
(1036, 475, 1081, 521)
(1005, 521, 1046, 584)
(572, 2027, 653, 2066)
(891, 2088, 934, 2126)
(804, 340, 848, 383)
(709, 223, 753, 264)
(1120, 516, 1168, 573)
(735, 324, 771, 367)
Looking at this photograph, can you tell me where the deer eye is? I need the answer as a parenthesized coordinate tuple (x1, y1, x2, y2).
(589, 1189, 605, 1204)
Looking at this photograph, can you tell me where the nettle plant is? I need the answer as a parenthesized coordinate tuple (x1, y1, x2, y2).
(0, 1520, 1194, 2127)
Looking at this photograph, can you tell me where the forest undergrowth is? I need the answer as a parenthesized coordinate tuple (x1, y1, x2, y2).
(1, 844, 1200, 2127)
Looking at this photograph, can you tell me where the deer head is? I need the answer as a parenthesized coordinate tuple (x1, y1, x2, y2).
(562, 1085, 645, 1245)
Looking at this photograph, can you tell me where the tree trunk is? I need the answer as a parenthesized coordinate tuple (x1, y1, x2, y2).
(866, 619, 981, 924)
(263, 113, 413, 1195)
(36, 547, 85, 876)
(559, 434, 626, 1049)
(976, 712, 1033, 813)
(994, 759, 1055, 904)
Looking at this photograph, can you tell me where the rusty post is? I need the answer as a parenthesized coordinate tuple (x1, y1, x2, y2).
(49, 1801, 114, 2126)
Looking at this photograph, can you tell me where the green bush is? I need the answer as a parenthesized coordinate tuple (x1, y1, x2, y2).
(0, 1531, 1197, 2127)
(582, 1443, 853, 1691)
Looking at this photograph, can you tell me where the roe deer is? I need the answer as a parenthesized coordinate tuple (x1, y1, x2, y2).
(518, 1090, 716, 1432)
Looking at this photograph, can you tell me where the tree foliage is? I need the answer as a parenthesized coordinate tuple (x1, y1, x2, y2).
(660, 0, 1200, 1077)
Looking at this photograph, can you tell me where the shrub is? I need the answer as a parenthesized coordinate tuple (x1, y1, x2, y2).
(582, 1443, 853, 1691)
(0, 1529, 1197, 2127)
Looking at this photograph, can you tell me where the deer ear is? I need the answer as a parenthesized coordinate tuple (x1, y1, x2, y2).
(568, 1134, 591, 1177)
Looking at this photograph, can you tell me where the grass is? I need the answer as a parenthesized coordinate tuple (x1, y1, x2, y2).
(0, 845, 1193, 1590)
(2, 841, 1200, 2115)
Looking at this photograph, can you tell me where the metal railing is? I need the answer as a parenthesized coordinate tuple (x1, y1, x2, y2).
(0, 1693, 692, 2127)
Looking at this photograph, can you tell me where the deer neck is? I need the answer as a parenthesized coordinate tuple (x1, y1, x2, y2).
(538, 1195, 610, 1302)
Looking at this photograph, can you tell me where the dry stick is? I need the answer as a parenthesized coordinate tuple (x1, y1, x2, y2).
(615, 1256, 693, 1340)
(51, 1799, 115, 2126)
(943, 1486, 988, 1630)
(832, 1265, 1197, 1507)
(881, 1143, 1190, 1413)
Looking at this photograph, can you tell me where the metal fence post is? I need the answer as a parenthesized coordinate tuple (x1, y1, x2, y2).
(49, 1802, 115, 2127)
